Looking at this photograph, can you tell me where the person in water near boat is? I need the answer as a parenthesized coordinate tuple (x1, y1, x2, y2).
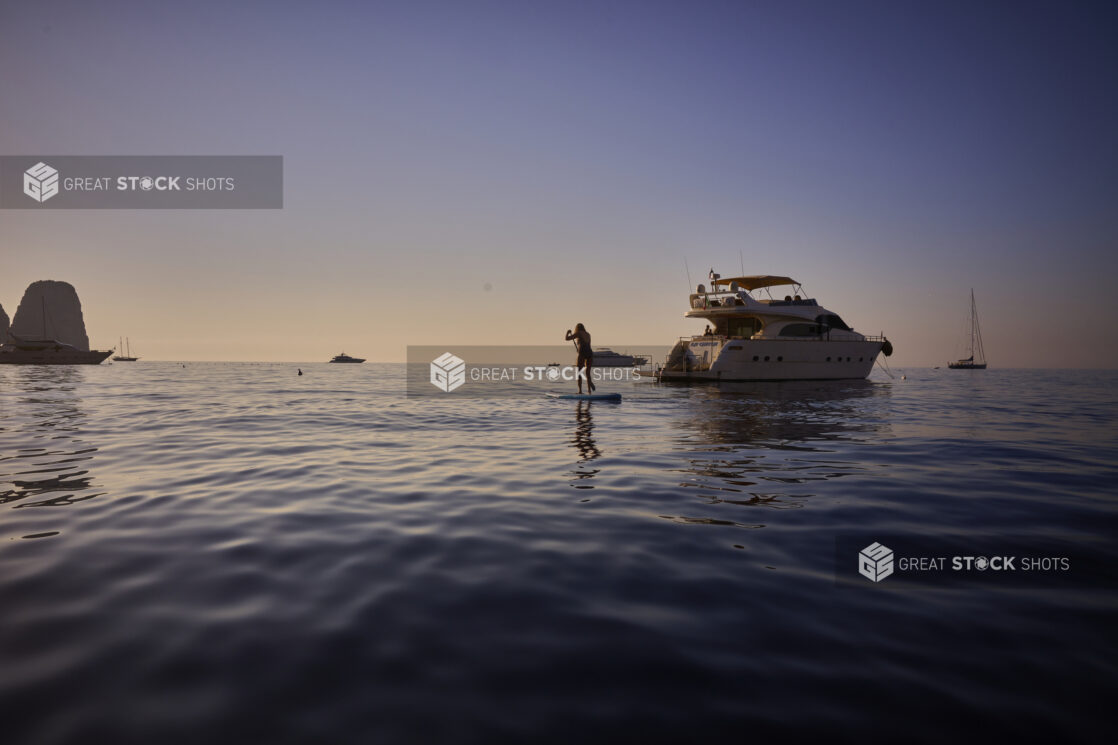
(565, 323, 596, 394)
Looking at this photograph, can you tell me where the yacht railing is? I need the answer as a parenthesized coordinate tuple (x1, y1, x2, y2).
(689, 289, 819, 309)
(678, 334, 888, 343)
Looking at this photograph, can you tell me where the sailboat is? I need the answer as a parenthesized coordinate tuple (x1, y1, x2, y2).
(113, 337, 139, 362)
(948, 289, 987, 369)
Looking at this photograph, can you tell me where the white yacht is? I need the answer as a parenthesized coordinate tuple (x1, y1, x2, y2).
(592, 348, 649, 367)
(657, 272, 892, 382)
(0, 296, 112, 365)
(0, 333, 113, 365)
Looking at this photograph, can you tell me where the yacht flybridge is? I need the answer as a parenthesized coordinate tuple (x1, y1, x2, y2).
(657, 271, 892, 381)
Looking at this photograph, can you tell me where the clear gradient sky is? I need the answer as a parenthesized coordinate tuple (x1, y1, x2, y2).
(1, 0, 1115, 366)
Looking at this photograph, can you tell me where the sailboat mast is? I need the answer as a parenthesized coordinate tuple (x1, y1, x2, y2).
(949, 289, 987, 369)
(973, 291, 985, 364)
(969, 289, 976, 359)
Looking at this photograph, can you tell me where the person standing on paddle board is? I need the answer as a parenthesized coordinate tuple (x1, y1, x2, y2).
(565, 323, 596, 394)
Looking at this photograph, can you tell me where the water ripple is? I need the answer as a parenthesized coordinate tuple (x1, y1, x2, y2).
(0, 364, 1115, 743)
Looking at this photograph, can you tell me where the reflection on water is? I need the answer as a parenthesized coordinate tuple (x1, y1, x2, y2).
(568, 401, 600, 487)
(0, 366, 101, 527)
(674, 379, 884, 447)
(667, 379, 891, 513)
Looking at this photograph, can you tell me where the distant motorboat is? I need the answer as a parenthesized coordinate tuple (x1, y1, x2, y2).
(0, 295, 112, 365)
(592, 348, 649, 367)
(113, 336, 140, 362)
(0, 332, 112, 365)
(329, 352, 365, 363)
(948, 290, 987, 370)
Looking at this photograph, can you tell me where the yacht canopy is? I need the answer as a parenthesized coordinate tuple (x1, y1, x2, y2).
(710, 275, 798, 291)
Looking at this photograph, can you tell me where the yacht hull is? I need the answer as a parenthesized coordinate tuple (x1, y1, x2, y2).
(658, 339, 882, 382)
(590, 351, 648, 367)
(0, 349, 112, 365)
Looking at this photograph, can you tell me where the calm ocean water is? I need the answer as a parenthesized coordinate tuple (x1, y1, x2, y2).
(1, 363, 1115, 744)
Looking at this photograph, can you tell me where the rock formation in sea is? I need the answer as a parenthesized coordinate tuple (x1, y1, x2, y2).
(10, 280, 91, 350)
(0, 303, 9, 344)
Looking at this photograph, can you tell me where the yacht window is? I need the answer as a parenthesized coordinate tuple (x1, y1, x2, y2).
(815, 314, 851, 331)
(778, 323, 819, 337)
(728, 317, 762, 337)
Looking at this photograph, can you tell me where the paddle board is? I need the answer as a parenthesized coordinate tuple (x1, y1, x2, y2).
(549, 392, 622, 401)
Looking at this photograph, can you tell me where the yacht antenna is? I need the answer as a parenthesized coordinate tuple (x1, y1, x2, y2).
(684, 258, 693, 292)
(739, 249, 745, 276)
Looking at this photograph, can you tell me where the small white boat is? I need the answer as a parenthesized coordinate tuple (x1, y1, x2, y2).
(591, 348, 649, 367)
(657, 270, 892, 382)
